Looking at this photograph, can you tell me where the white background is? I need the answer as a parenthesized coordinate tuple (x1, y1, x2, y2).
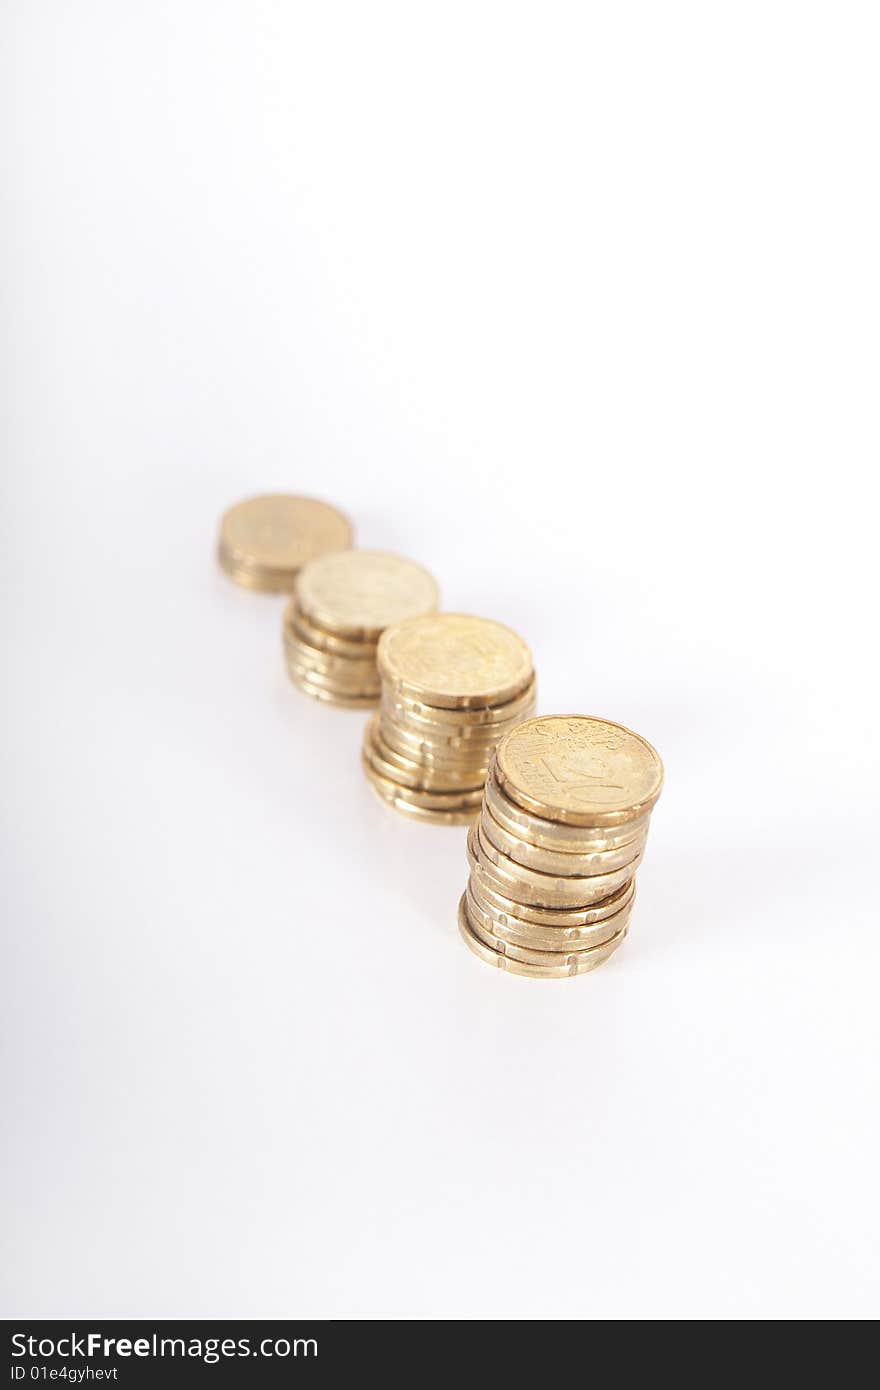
(3, 2, 878, 1319)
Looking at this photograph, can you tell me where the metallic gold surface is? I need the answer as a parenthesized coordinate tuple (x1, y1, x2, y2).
(365, 612, 534, 822)
(365, 789, 480, 826)
(458, 896, 627, 978)
(382, 677, 537, 730)
(464, 892, 630, 965)
(288, 670, 379, 709)
(364, 717, 487, 792)
(480, 800, 648, 875)
(467, 822, 643, 908)
(494, 715, 663, 827)
(361, 751, 485, 811)
(465, 881, 635, 951)
(378, 613, 534, 710)
(285, 656, 380, 697)
(283, 631, 379, 682)
(483, 771, 650, 852)
(458, 713, 661, 975)
(218, 494, 352, 592)
(284, 601, 378, 659)
(378, 716, 499, 768)
(295, 550, 439, 640)
(362, 753, 482, 825)
(467, 863, 635, 928)
(283, 547, 437, 709)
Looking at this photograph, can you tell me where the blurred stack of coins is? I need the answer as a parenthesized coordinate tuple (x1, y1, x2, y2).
(283, 550, 439, 708)
(460, 716, 663, 978)
(218, 494, 352, 592)
(363, 613, 536, 824)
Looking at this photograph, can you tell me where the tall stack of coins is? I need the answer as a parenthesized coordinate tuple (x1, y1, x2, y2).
(283, 550, 440, 708)
(459, 716, 663, 977)
(362, 614, 536, 824)
(218, 494, 353, 592)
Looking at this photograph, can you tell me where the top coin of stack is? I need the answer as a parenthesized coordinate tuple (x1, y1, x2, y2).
(283, 550, 440, 708)
(363, 613, 536, 824)
(218, 494, 353, 592)
(460, 715, 663, 977)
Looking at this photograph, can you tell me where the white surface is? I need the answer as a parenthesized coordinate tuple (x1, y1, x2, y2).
(3, 2, 878, 1320)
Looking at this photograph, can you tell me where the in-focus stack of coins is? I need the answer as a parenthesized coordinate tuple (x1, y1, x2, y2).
(363, 614, 536, 824)
(217, 493, 353, 592)
(283, 550, 439, 708)
(460, 716, 663, 978)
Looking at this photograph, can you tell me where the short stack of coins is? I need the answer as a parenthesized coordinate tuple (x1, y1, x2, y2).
(363, 613, 536, 824)
(283, 550, 439, 708)
(460, 715, 663, 977)
(218, 493, 352, 592)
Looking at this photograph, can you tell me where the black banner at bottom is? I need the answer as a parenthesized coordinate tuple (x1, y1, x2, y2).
(6, 1323, 333, 1385)
(5, 1320, 558, 1384)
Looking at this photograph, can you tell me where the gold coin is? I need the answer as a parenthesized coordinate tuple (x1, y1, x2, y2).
(283, 630, 378, 680)
(218, 495, 352, 592)
(483, 771, 650, 852)
(480, 801, 648, 875)
(366, 789, 479, 826)
(381, 676, 538, 730)
(284, 601, 378, 659)
(362, 756, 481, 825)
(286, 655, 380, 696)
(378, 716, 496, 770)
(377, 613, 534, 710)
(458, 896, 626, 978)
(464, 890, 630, 965)
(289, 669, 379, 708)
(467, 862, 635, 928)
(383, 714, 514, 756)
(494, 716, 663, 827)
(286, 646, 378, 688)
(364, 717, 486, 792)
(295, 550, 439, 640)
(465, 881, 635, 951)
(382, 699, 536, 750)
(361, 751, 485, 811)
(467, 822, 643, 908)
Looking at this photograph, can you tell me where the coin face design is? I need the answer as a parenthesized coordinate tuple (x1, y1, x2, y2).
(219, 495, 352, 574)
(495, 716, 663, 822)
(296, 550, 439, 638)
(378, 613, 533, 706)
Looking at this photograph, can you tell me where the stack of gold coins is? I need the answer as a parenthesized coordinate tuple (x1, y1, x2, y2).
(283, 550, 440, 708)
(363, 613, 536, 824)
(460, 715, 663, 977)
(218, 494, 352, 592)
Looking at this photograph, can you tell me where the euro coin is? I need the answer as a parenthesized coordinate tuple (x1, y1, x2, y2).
(286, 657, 380, 697)
(284, 601, 378, 659)
(378, 716, 497, 770)
(364, 717, 487, 792)
(494, 716, 664, 828)
(362, 756, 482, 825)
(467, 822, 643, 908)
(483, 771, 650, 852)
(465, 881, 635, 951)
(218, 494, 352, 592)
(361, 753, 485, 812)
(288, 671, 379, 708)
(382, 676, 537, 730)
(295, 550, 439, 641)
(466, 863, 635, 928)
(463, 892, 630, 966)
(480, 801, 648, 875)
(458, 896, 627, 978)
(283, 632, 379, 682)
(378, 613, 534, 710)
